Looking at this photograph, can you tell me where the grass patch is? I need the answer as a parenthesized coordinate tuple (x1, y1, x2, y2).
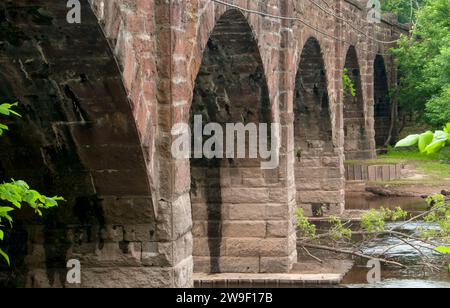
(380, 147, 450, 162)
(379, 147, 450, 180)
(416, 162, 450, 178)
(347, 147, 450, 182)
(345, 158, 402, 165)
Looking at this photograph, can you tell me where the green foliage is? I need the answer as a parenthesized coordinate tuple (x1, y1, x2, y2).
(381, 146, 450, 162)
(425, 84, 450, 127)
(342, 68, 356, 97)
(390, 0, 450, 127)
(435, 246, 450, 253)
(0, 180, 63, 265)
(361, 207, 408, 233)
(436, 245, 450, 272)
(424, 194, 450, 272)
(361, 209, 387, 232)
(0, 101, 63, 265)
(328, 215, 352, 241)
(0, 102, 20, 136)
(395, 123, 450, 154)
(296, 208, 316, 239)
(386, 207, 409, 221)
(381, 0, 425, 24)
(421, 194, 450, 239)
(395, 134, 420, 148)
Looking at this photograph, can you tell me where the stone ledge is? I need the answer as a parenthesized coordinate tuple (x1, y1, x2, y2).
(193, 272, 344, 287)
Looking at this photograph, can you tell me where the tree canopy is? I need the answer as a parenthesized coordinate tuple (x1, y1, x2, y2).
(382, 0, 425, 23)
(390, 0, 450, 128)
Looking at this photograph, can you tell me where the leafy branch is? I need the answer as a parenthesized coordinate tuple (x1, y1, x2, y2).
(0, 101, 64, 265)
(296, 194, 450, 272)
(395, 122, 450, 154)
(0, 102, 20, 136)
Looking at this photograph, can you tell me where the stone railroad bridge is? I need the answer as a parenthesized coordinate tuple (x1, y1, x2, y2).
(0, 0, 407, 287)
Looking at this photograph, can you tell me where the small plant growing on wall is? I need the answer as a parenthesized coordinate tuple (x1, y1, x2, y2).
(0, 101, 64, 265)
(342, 68, 356, 97)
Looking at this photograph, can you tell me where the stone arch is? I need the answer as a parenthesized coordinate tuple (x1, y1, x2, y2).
(188, 3, 277, 114)
(0, 2, 155, 287)
(343, 45, 371, 160)
(373, 54, 392, 148)
(293, 37, 342, 216)
(190, 9, 294, 274)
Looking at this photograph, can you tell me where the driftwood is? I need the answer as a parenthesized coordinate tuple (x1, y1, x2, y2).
(365, 186, 425, 198)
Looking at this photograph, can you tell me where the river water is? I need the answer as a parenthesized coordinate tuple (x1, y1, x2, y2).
(342, 195, 450, 288)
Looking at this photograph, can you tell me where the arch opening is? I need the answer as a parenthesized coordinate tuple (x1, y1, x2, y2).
(343, 46, 370, 160)
(294, 37, 341, 217)
(374, 55, 392, 148)
(190, 10, 291, 274)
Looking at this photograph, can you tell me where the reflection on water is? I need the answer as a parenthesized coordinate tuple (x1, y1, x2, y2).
(346, 192, 428, 212)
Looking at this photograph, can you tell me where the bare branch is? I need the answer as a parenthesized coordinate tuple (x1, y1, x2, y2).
(301, 243, 408, 269)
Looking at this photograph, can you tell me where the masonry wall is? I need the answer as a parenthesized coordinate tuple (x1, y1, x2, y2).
(343, 46, 372, 160)
(0, 0, 405, 287)
(189, 10, 296, 273)
(294, 37, 342, 216)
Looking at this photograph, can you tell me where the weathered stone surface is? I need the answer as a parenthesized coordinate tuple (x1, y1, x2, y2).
(222, 221, 267, 238)
(225, 238, 262, 257)
(260, 255, 294, 273)
(221, 188, 270, 204)
(267, 221, 291, 238)
(100, 197, 155, 225)
(0, 0, 404, 287)
(194, 256, 260, 273)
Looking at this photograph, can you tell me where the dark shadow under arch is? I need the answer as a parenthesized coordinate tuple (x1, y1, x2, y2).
(374, 55, 392, 148)
(190, 9, 271, 273)
(343, 46, 371, 160)
(0, 2, 154, 287)
(294, 37, 341, 217)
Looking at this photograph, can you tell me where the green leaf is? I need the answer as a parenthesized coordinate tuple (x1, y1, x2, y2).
(0, 123, 7, 137)
(13, 180, 29, 190)
(0, 229, 3, 240)
(435, 246, 450, 254)
(444, 123, 450, 133)
(395, 134, 420, 148)
(433, 130, 449, 142)
(0, 102, 20, 117)
(0, 207, 14, 215)
(0, 248, 10, 266)
(425, 139, 446, 154)
(418, 131, 434, 153)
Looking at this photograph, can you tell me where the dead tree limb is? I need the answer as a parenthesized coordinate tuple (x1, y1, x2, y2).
(301, 243, 408, 268)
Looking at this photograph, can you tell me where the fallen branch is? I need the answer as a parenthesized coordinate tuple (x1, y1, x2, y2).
(299, 229, 440, 251)
(392, 234, 431, 261)
(389, 207, 436, 232)
(301, 246, 323, 264)
(377, 241, 405, 257)
(302, 243, 408, 269)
